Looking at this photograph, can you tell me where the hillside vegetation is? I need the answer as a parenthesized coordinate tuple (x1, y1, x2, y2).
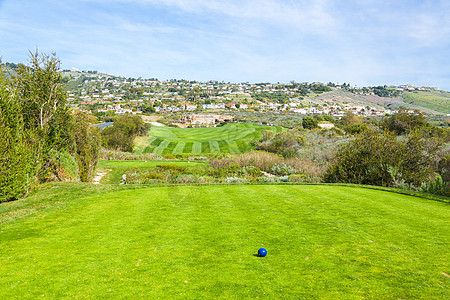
(404, 90, 450, 114)
(0, 183, 448, 298)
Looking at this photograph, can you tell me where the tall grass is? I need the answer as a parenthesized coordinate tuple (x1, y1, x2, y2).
(213, 151, 325, 182)
(100, 149, 162, 161)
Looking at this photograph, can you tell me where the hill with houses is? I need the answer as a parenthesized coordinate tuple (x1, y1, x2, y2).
(2, 63, 449, 118)
(60, 68, 449, 118)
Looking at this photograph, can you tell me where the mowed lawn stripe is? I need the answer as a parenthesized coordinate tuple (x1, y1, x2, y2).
(209, 141, 220, 153)
(217, 140, 229, 153)
(183, 142, 193, 153)
(144, 123, 287, 154)
(173, 141, 185, 154)
(192, 142, 202, 153)
(236, 139, 251, 153)
(150, 137, 164, 147)
(162, 141, 178, 154)
(147, 136, 157, 145)
(201, 141, 211, 153)
(154, 140, 170, 155)
(225, 140, 241, 153)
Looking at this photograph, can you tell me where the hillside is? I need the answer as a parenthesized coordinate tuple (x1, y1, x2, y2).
(403, 90, 450, 114)
(0, 183, 448, 298)
(3, 63, 449, 115)
(310, 89, 448, 115)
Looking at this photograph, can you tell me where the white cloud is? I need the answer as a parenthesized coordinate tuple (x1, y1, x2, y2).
(408, 13, 450, 47)
(101, 0, 338, 35)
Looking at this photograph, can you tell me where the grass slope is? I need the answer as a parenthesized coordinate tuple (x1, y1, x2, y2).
(403, 90, 450, 114)
(135, 122, 285, 154)
(0, 184, 448, 298)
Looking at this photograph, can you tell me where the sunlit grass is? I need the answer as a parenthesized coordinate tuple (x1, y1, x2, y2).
(135, 122, 286, 154)
(0, 184, 448, 298)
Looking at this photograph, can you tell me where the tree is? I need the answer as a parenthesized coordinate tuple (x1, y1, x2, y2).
(325, 129, 443, 187)
(102, 114, 150, 152)
(73, 113, 101, 182)
(382, 107, 426, 135)
(0, 67, 34, 201)
(12, 51, 74, 182)
(302, 116, 318, 130)
(142, 104, 155, 114)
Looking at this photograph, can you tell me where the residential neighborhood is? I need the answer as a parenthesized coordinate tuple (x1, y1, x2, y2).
(63, 69, 435, 119)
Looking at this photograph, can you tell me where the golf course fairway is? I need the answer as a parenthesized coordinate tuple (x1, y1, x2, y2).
(0, 184, 448, 298)
(135, 122, 286, 154)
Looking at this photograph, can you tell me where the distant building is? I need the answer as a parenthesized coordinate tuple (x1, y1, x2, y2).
(180, 114, 233, 125)
(318, 123, 335, 130)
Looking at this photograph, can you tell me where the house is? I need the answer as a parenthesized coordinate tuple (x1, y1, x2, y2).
(180, 114, 233, 125)
(318, 123, 335, 130)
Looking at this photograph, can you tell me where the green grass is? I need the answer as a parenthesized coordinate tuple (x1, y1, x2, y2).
(0, 184, 448, 298)
(403, 90, 450, 114)
(135, 122, 286, 154)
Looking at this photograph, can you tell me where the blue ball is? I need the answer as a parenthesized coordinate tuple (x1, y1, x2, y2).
(258, 248, 267, 257)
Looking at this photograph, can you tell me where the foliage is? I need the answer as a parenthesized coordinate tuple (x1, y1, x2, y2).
(0, 52, 104, 201)
(208, 162, 262, 179)
(270, 163, 297, 176)
(403, 90, 450, 114)
(257, 130, 305, 157)
(12, 51, 75, 182)
(100, 149, 160, 161)
(438, 154, 450, 182)
(252, 91, 290, 104)
(381, 107, 427, 135)
(0, 74, 34, 201)
(73, 112, 102, 182)
(302, 116, 318, 130)
(372, 85, 401, 97)
(419, 175, 449, 197)
(0, 52, 80, 201)
(102, 114, 150, 152)
(325, 129, 443, 187)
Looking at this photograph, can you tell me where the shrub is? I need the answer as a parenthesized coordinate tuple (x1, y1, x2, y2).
(101, 114, 150, 152)
(438, 154, 450, 182)
(198, 176, 215, 183)
(325, 129, 443, 187)
(257, 176, 277, 183)
(381, 107, 427, 135)
(226, 177, 248, 184)
(288, 174, 307, 182)
(157, 164, 188, 172)
(100, 149, 160, 161)
(240, 166, 263, 177)
(73, 112, 101, 182)
(174, 175, 198, 184)
(257, 130, 305, 157)
(279, 175, 290, 182)
(270, 163, 297, 176)
(234, 151, 283, 173)
(302, 116, 318, 130)
(419, 175, 449, 197)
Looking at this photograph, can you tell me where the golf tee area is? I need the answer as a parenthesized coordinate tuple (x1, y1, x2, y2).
(0, 184, 448, 298)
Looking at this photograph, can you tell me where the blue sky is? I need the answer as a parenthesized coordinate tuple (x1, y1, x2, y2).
(1, 0, 449, 89)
